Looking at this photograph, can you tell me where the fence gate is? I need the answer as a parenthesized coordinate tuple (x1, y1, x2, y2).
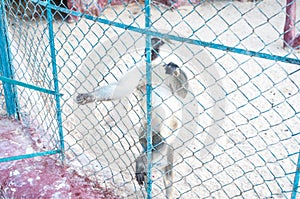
(0, 0, 300, 198)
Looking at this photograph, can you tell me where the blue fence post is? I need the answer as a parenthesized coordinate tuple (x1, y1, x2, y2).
(46, 0, 65, 162)
(0, 0, 17, 117)
(145, 0, 153, 197)
(291, 152, 300, 199)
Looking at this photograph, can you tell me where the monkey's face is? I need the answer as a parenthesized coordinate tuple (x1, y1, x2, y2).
(164, 62, 180, 77)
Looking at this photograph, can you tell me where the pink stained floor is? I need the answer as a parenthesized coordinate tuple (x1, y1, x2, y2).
(0, 116, 121, 198)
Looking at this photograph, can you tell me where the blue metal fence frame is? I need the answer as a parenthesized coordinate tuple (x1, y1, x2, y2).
(0, 0, 17, 117)
(292, 152, 300, 199)
(145, 0, 153, 197)
(0, 0, 64, 162)
(0, 0, 299, 198)
(46, 0, 65, 162)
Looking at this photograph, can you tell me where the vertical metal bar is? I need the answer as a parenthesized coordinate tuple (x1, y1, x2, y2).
(0, 0, 17, 117)
(46, 0, 65, 161)
(145, 0, 152, 198)
(283, 0, 296, 47)
(291, 151, 300, 199)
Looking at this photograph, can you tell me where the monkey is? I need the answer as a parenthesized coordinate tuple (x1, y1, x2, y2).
(75, 38, 189, 198)
(134, 61, 188, 199)
(75, 62, 188, 198)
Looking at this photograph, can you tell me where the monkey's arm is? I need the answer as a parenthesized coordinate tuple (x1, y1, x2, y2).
(75, 84, 118, 105)
(75, 66, 143, 105)
(75, 37, 175, 105)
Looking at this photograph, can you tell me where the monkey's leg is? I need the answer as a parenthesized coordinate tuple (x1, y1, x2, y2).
(138, 144, 174, 198)
(135, 153, 147, 186)
(135, 153, 152, 195)
(135, 143, 170, 185)
(163, 145, 174, 199)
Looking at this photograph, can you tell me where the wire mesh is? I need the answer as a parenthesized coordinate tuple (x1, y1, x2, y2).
(0, 0, 300, 198)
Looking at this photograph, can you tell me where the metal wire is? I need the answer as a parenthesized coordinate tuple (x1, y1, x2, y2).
(0, 0, 300, 198)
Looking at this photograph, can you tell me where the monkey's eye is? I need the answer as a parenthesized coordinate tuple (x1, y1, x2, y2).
(173, 70, 180, 77)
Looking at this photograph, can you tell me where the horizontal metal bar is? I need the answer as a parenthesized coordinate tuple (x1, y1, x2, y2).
(0, 150, 61, 162)
(0, 76, 63, 96)
(143, 32, 300, 65)
(31, 0, 300, 65)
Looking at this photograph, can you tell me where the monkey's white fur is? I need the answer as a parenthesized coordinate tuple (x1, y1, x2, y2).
(76, 62, 187, 199)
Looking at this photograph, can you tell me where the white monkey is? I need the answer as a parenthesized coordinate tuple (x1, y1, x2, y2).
(75, 38, 189, 198)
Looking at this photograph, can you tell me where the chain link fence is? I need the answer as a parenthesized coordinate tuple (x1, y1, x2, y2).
(0, 0, 300, 198)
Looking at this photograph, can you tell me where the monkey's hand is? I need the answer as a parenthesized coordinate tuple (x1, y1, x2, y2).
(136, 172, 147, 185)
(75, 93, 96, 105)
(136, 154, 147, 185)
